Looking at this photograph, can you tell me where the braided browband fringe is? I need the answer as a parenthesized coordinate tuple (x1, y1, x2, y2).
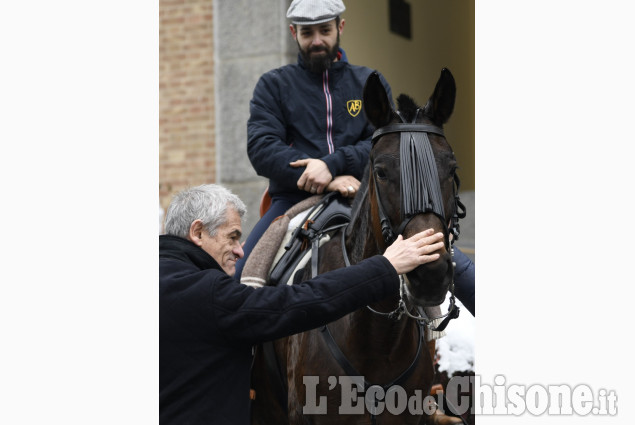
(400, 131, 445, 219)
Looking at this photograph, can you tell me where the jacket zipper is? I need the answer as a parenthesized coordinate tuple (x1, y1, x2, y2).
(322, 70, 335, 154)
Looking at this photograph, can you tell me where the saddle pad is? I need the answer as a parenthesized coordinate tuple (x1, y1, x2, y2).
(240, 195, 323, 288)
(269, 203, 326, 278)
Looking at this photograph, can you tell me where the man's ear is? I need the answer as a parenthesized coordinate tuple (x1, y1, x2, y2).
(338, 18, 345, 35)
(289, 24, 297, 40)
(188, 219, 205, 246)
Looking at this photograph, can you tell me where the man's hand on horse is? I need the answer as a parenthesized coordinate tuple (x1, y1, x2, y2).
(290, 158, 333, 194)
(382, 229, 444, 275)
(326, 175, 360, 198)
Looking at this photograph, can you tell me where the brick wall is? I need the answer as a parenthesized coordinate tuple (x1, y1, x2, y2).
(159, 0, 215, 214)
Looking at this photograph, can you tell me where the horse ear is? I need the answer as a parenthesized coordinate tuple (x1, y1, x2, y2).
(423, 68, 456, 125)
(363, 71, 393, 128)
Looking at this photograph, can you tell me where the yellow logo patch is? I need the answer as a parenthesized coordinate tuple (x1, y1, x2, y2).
(347, 100, 362, 117)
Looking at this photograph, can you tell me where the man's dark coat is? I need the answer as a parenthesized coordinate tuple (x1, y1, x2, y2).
(159, 235, 399, 424)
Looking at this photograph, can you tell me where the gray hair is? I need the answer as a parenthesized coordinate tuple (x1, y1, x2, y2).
(164, 184, 246, 238)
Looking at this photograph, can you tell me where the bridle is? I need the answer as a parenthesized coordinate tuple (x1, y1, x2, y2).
(364, 109, 466, 331)
(370, 110, 465, 249)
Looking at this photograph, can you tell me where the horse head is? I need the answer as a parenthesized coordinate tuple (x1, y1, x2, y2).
(362, 68, 463, 307)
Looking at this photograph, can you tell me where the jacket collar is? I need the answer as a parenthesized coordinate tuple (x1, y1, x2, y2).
(159, 234, 223, 272)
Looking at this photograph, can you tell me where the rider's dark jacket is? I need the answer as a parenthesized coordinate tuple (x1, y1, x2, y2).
(247, 48, 393, 201)
(159, 235, 400, 425)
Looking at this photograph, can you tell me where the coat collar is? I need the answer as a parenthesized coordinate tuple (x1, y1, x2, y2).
(159, 235, 224, 273)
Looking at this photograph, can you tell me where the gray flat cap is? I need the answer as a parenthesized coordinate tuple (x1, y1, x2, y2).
(286, 0, 346, 25)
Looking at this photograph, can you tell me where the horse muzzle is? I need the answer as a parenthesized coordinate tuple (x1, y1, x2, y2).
(404, 251, 453, 306)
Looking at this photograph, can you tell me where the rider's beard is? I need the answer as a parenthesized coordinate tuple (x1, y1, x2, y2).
(299, 33, 340, 73)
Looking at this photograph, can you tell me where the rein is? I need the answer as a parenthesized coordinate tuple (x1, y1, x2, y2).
(318, 238, 425, 425)
(320, 319, 424, 425)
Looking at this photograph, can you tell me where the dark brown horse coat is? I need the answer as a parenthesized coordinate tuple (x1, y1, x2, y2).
(251, 68, 462, 425)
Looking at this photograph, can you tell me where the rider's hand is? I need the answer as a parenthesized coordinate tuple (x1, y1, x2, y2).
(290, 158, 333, 194)
(326, 175, 360, 198)
(382, 230, 444, 275)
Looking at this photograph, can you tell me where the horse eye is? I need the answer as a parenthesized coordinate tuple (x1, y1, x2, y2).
(374, 167, 387, 180)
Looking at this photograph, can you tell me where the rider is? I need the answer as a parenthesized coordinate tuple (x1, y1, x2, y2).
(234, 0, 393, 281)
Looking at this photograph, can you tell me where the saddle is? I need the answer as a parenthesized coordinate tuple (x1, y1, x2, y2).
(270, 192, 351, 285)
(240, 192, 351, 288)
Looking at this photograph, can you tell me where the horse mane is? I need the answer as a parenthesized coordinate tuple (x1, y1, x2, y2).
(396, 94, 421, 122)
(346, 163, 371, 263)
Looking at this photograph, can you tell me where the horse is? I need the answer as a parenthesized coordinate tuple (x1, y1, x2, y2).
(250, 68, 466, 425)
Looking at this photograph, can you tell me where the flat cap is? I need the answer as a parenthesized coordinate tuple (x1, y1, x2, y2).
(286, 0, 346, 25)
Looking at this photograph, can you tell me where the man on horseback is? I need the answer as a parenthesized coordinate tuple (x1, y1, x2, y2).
(159, 184, 445, 425)
(233, 0, 474, 319)
(234, 0, 393, 281)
